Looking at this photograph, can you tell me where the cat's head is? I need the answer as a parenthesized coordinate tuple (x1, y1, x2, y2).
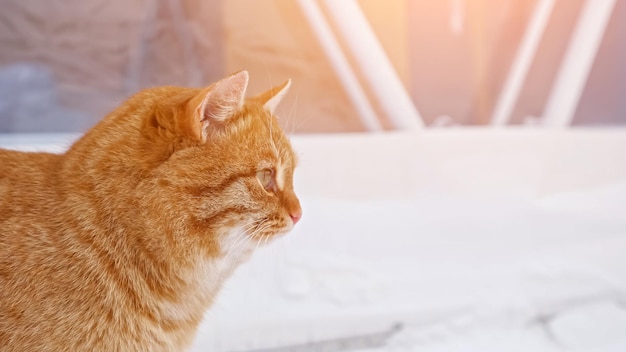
(145, 71, 301, 253)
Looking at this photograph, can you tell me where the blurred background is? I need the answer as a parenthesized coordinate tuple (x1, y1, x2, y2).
(1, 1, 626, 352)
(0, 0, 624, 133)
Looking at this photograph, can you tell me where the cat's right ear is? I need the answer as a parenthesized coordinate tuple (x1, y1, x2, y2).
(190, 71, 249, 142)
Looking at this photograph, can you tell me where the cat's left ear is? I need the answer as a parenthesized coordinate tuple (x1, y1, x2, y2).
(257, 79, 291, 115)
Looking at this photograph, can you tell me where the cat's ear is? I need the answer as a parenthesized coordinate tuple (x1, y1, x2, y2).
(192, 71, 249, 142)
(257, 79, 291, 115)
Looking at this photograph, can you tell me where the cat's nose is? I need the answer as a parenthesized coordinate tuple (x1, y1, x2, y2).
(290, 210, 302, 225)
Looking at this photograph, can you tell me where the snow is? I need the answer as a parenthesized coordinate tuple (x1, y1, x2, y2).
(1, 129, 626, 352)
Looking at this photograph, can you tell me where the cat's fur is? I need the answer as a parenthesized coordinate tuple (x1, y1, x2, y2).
(0, 71, 301, 351)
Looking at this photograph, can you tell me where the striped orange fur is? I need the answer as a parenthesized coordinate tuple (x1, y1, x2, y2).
(0, 71, 301, 351)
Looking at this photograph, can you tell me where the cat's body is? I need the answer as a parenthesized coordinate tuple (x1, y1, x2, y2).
(0, 72, 301, 351)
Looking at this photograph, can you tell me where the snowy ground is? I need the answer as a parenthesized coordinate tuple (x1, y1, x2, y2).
(2, 130, 626, 352)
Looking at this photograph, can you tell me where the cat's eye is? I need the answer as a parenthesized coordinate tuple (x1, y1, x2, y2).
(256, 168, 275, 192)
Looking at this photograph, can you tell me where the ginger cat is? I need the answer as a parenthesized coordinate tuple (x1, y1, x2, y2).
(0, 71, 301, 351)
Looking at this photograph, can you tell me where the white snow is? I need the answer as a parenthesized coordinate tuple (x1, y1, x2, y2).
(2, 129, 626, 352)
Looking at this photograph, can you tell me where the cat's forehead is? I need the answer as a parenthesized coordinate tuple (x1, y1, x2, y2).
(244, 105, 294, 159)
(259, 137, 295, 169)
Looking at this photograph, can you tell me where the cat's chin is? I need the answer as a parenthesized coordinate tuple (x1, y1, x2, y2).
(275, 226, 295, 237)
(255, 229, 291, 246)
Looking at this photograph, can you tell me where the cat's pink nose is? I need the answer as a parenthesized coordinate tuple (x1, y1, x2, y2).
(290, 210, 302, 225)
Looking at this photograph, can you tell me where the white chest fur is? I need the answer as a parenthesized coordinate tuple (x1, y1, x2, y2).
(159, 227, 257, 322)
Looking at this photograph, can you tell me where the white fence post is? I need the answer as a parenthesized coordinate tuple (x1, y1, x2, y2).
(296, 0, 383, 131)
(543, 0, 616, 127)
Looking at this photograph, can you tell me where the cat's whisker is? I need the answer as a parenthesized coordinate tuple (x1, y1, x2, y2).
(251, 224, 274, 247)
(263, 69, 281, 156)
(241, 219, 267, 239)
(225, 234, 256, 275)
(269, 119, 279, 158)
(241, 218, 262, 234)
(215, 219, 267, 278)
(252, 232, 264, 257)
(287, 90, 300, 135)
(262, 232, 272, 247)
(284, 93, 295, 134)
(242, 221, 269, 242)
(264, 65, 274, 96)
(293, 112, 311, 132)
(233, 227, 253, 246)
(240, 219, 263, 233)
(232, 227, 257, 250)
